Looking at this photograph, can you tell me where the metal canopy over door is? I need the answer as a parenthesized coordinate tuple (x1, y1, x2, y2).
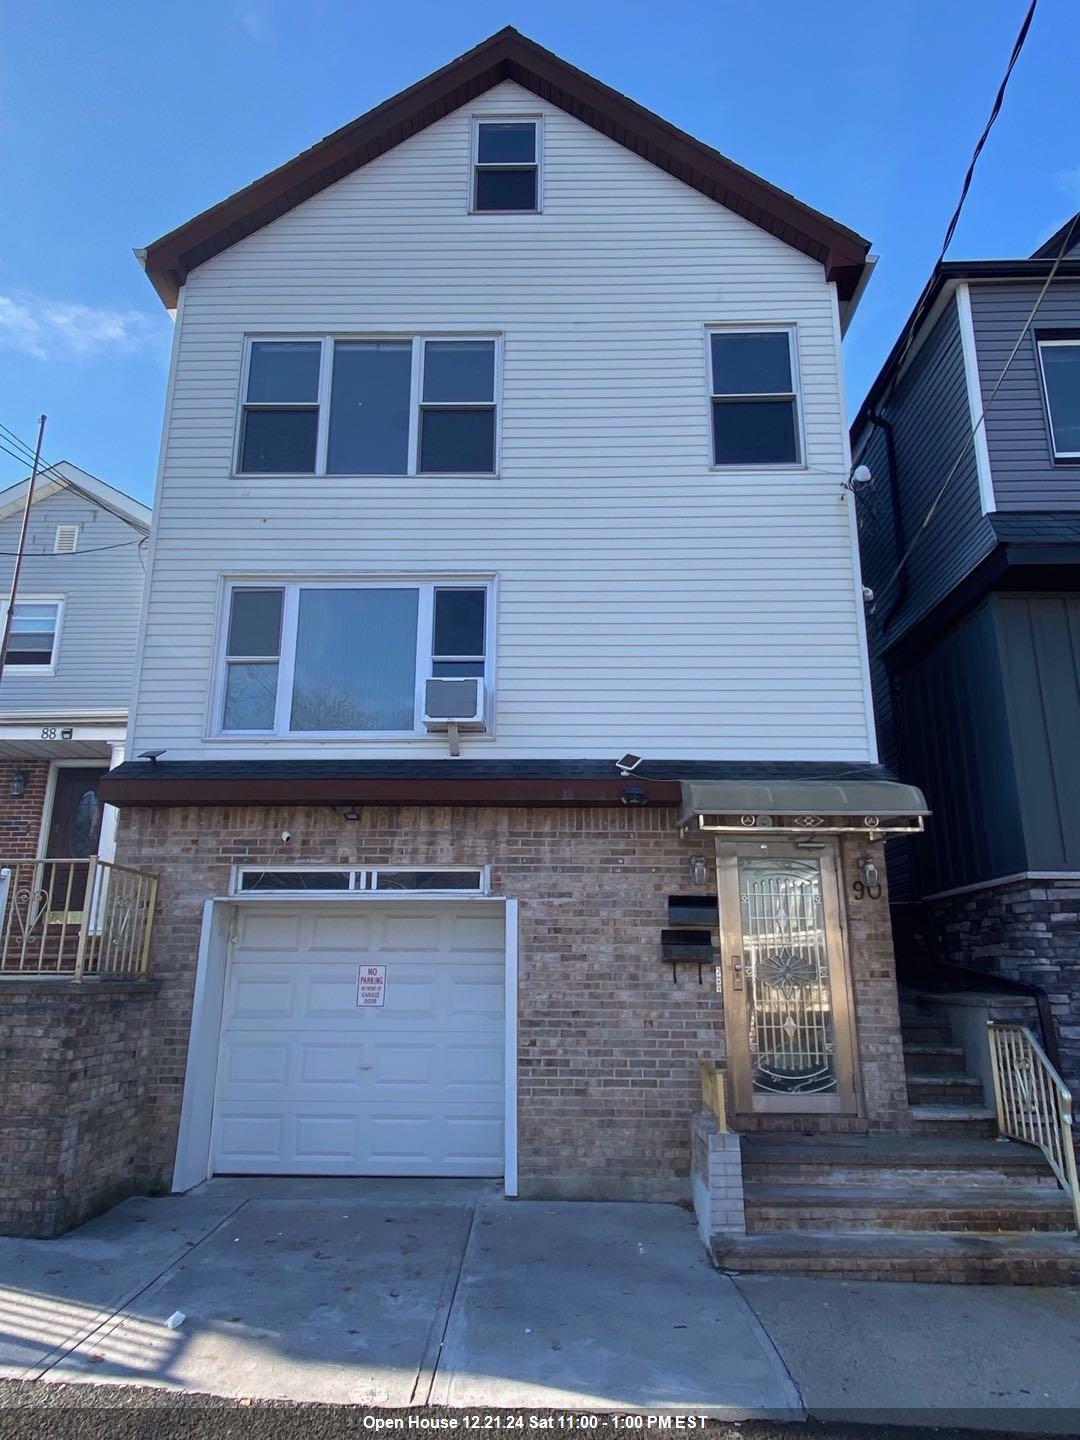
(211, 902, 505, 1176)
(716, 839, 857, 1116)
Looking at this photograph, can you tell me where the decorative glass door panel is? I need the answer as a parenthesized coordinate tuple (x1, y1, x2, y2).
(717, 841, 857, 1115)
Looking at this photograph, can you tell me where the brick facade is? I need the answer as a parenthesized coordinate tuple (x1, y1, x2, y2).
(0, 979, 159, 1237)
(0, 758, 50, 858)
(100, 804, 910, 1203)
(928, 877, 1080, 1108)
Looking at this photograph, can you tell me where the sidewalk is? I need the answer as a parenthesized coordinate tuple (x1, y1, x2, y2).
(0, 1183, 1078, 1431)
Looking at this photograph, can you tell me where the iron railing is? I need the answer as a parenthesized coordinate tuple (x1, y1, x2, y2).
(987, 1021, 1080, 1235)
(0, 857, 157, 979)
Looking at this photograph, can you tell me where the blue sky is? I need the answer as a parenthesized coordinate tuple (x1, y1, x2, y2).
(2, 0, 1077, 504)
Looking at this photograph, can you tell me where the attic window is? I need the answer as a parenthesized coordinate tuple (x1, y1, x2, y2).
(472, 118, 540, 213)
(53, 524, 80, 554)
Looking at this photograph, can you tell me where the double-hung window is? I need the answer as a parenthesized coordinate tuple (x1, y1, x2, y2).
(708, 328, 802, 466)
(217, 581, 491, 736)
(238, 336, 499, 476)
(3, 599, 62, 672)
(1036, 336, 1080, 460)
(471, 118, 540, 212)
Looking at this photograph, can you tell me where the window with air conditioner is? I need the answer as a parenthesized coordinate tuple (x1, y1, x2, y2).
(216, 580, 491, 736)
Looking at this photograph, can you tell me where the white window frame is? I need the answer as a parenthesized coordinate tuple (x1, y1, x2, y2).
(469, 115, 543, 215)
(234, 335, 503, 478)
(211, 576, 495, 740)
(230, 864, 490, 896)
(1036, 336, 1080, 460)
(1, 595, 64, 676)
(705, 324, 806, 470)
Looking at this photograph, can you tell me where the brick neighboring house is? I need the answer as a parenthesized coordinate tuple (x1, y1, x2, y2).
(7, 31, 1079, 1278)
(852, 215, 1080, 1112)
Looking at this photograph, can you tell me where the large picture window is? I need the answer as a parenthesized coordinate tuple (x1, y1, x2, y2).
(237, 336, 499, 476)
(216, 580, 491, 736)
(1037, 337, 1080, 459)
(708, 328, 802, 467)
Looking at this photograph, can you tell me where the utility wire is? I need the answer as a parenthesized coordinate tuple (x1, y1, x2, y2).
(881, 209, 1079, 612)
(880, 0, 1039, 396)
(0, 428, 149, 535)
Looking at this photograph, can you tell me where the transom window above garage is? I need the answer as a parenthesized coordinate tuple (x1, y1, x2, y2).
(216, 579, 492, 736)
(235, 866, 487, 894)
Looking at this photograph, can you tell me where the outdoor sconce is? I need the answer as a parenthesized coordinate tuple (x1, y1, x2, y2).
(9, 770, 28, 799)
(688, 853, 709, 886)
(856, 856, 883, 900)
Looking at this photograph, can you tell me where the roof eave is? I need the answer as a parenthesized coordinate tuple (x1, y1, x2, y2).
(140, 27, 869, 308)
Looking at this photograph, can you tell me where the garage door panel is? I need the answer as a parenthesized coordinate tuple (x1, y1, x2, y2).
(308, 912, 374, 949)
(237, 911, 303, 949)
(213, 904, 505, 1177)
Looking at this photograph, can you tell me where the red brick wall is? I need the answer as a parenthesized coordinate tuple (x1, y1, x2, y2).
(112, 805, 911, 1201)
(0, 759, 50, 858)
(0, 979, 159, 1237)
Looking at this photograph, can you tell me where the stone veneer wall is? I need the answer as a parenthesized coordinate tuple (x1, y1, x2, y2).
(109, 807, 909, 1200)
(928, 877, 1080, 1106)
(0, 979, 159, 1237)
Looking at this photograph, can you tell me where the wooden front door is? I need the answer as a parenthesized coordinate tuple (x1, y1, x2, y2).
(716, 838, 858, 1117)
(45, 766, 107, 912)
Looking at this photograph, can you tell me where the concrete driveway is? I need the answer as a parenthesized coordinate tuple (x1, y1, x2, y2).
(0, 1179, 799, 1416)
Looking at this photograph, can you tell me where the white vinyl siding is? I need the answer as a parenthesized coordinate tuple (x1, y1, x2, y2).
(132, 81, 872, 762)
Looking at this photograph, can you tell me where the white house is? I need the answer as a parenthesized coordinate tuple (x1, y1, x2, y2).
(93, 29, 1075, 1275)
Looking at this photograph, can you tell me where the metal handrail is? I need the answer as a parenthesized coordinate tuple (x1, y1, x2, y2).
(987, 1021, 1080, 1235)
(0, 856, 157, 979)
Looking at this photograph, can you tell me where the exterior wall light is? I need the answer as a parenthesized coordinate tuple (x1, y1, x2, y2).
(620, 785, 648, 807)
(9, 770, 27, 798)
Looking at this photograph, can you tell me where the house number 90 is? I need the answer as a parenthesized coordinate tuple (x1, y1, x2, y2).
(851, 879, 882, 901)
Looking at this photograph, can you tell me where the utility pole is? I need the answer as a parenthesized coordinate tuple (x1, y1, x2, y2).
(0, 414, 46, 685)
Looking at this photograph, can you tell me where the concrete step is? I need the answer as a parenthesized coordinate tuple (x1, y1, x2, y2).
(709, 1230, 1080, 1284)
(907, 1073, 985, 1106)
(741, 1133, 1047, 1173)
(742, 1182, 1074, 1234)
(910, 1104, 998, 1138)
(901, 1021, 953, 1045)
(902, 1042, 967, 1075)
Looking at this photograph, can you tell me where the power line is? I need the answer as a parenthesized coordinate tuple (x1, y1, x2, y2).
(876, 0, 1039, 406)
(880, 209, 1079, 613)
(0, 427, 149, 534)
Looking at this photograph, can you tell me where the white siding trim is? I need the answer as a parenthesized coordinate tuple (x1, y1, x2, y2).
(831, 283, 878, 761)
(956, 282, 996, 515)
(125, 285, 185, 759)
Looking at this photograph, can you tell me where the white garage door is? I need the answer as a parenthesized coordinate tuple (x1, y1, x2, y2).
(211, 903, 505, 1176)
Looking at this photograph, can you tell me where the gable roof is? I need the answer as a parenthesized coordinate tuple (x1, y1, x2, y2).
(139, 26, 871, 312)
(851, 219, 1080, 445)
(0, 461, 151, 531)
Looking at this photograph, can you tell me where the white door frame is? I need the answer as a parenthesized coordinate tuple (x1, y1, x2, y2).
(171, 894, 519, 1196)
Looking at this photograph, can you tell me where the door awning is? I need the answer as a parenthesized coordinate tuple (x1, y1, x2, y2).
(679, 778, 929, 835)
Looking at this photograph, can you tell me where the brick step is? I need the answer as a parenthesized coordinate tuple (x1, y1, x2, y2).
(902, 1043, 967, 1075)
(741, 1133, 1043, 1170)
(906, 1073, 985, 1105)
(742, 1182, 1074, 1234)
(910, 1104, 997, 1137)
(709, 1230, 1080, 1284)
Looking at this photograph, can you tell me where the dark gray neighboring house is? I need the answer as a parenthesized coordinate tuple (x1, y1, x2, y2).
(852, 214, 1080, 1100)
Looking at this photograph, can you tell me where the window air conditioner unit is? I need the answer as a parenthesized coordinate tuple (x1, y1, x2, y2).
(423, 676, 487, 733)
